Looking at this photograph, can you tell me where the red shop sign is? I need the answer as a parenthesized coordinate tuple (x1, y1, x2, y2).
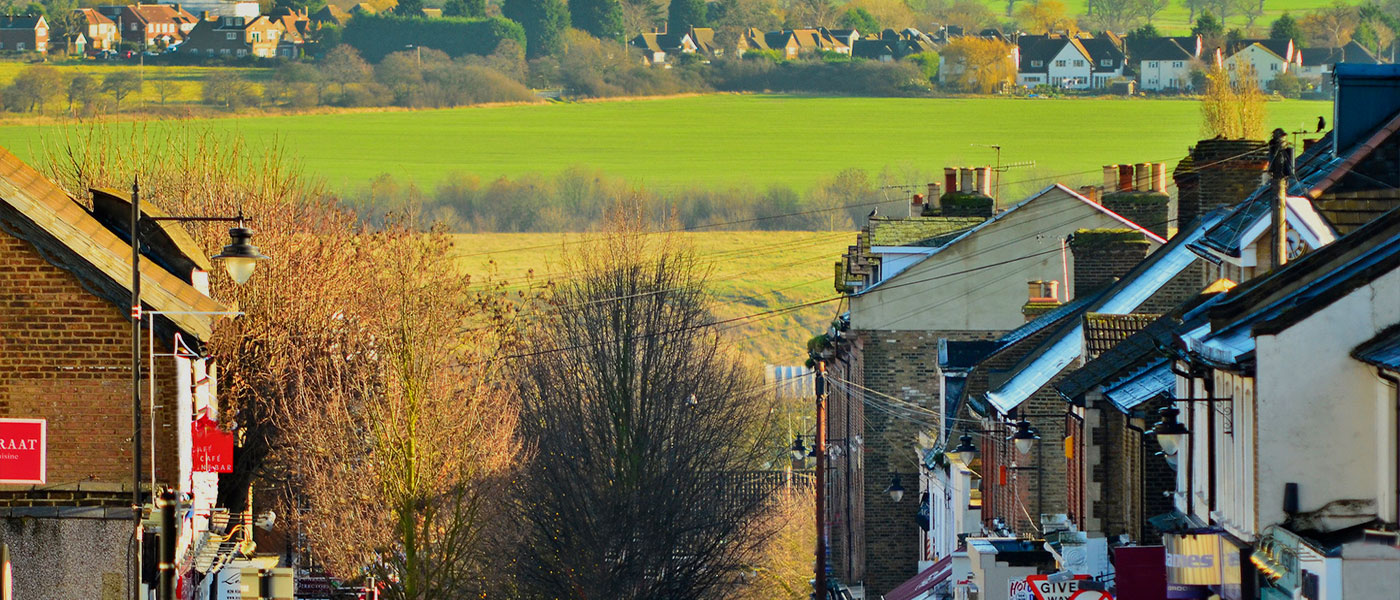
(192, 419, 234, 473)
(0, 419, 46, 484)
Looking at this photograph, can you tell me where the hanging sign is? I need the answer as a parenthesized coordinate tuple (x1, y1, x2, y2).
(192, 418, 234, 473)
(0, 419, 46, 484)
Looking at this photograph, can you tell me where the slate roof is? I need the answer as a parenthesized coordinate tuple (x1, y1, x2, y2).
(984, 210, 1226, 414)
(1103, 358, 1174, 412)
(997, 290, 1106, 347)
(1353, 324, 1400, 371)
(1299, 41, 1380, 67)
(939, 339, 1003, 371)
(1018, 35, 1071, 72)
(1079, 37, 1124, 72)
(1182, 206, 1400, 367)
(0, 16, 43, 29)
(1131, 37, 1195, 62)
(0, 147, 226, 341)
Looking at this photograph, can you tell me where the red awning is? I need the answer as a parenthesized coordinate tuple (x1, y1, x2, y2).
(883, 555, 953, 600)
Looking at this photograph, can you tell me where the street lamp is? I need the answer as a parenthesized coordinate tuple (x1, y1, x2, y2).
(1009, 419, 1040, 455)
(1148, 406, 1189, 457)
(790, 435, 807, 461)
(885, 474, 905, 502)
(127, 179, 267, 600)
(948, 432, 979, 467)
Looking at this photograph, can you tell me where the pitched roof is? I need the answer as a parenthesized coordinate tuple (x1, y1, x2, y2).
(1132, 38, 1194, 61)
(858, 184, 1165, 296)
(1018, 35, 1070, 71)
(1084, 313, 1160, 356)
(1079, 37, 1124, 70)
(1299, 41, 1380, 67)
(0, 16, 43, 29)
(0, 147, 226, 341)
(984, 210, 1225, 414)
(1103, 358, 1174, 412)
(1353, 323, 1400, 371)
(74, 8, 114, 26)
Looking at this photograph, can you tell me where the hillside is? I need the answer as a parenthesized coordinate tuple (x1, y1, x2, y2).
(453, 231, 853, 367)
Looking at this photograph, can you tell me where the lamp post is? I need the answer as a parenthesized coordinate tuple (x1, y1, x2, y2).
(128, 179, 267, 600)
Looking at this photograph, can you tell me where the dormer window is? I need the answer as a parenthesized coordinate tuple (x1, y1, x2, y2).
(1031, 60, 1043, 67)
(1100, 59, 1112, 66)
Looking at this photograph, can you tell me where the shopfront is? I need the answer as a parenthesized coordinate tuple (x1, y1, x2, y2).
(1164, 532, 1256, 600)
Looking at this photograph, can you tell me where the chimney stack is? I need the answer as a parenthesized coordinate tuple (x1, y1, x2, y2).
(1069, 230, 1153, 298)
(1022, 280, 1062, 321)
(1175, 139, 1269, 228)
(1101, 162, 1172, 239)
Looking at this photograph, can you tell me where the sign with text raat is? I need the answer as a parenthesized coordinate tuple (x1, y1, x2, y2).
(0, 419, 45, 484)
(1026, 574, 1092, 600)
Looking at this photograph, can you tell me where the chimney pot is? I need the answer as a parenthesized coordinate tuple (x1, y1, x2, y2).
(959, 168, 975, 193)
(909, 193, 924, 217)
(1078, 185, 1100, 203)
(1102, 165, 1118, 191)
(1152, 163, 1167, 194)
(978, 166, 993, 197)
(1135, 162, 1151, 191)
(927, 182, 942, 215)
(1117, 165, 1134, 193)
(944, 168, 958, 198)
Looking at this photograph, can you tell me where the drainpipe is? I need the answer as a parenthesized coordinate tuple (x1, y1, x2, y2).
(1172, 364, 1195, 518)
(1380, 369, 1400, 523)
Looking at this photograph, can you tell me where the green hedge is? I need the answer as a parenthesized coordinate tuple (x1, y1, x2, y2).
(343, 14, 526, 62)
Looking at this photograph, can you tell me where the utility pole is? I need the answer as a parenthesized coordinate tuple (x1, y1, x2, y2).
(1268, 128, 1293, 270)
(814, 361, 828, 600)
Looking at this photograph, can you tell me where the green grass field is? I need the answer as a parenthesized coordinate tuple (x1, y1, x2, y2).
(0, 60, 273, 107)
(981, 0, 1339, 35)
(0, 95, 1330, 194)
(453, 231, 853, 366)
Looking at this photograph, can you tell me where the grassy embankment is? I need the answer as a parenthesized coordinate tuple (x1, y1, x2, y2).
(453, 231, 853, 367)
(0, 95, 1331, 194)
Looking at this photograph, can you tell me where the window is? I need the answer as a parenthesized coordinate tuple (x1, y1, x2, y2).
(1073, 59, 1084, 67)
(220, 48, 229, 54)
(226, 32, 236, 40)
(236, 49, 246, 56)
(269, 31, 276, 39)
(1173, 61, 1184, 68)
(1100, 59, 1112, 66)
(1271, 63, 1279, 71)
(16, 42, 24, 50)
(1055, 59, 1066, 67)
(1031, 60, 1042, 67)
(251, 32, 260, 42)
(130, 23, 137, 31)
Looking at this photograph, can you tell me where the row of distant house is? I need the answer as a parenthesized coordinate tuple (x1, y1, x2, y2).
(629, 23, 1384, 94)
(1022, 31, 1381, 92)
(0, 1, 353, 59)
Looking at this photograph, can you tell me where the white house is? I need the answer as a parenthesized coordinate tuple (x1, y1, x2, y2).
(1223, 39, 1300, 89)
(1017, 35, 1093, 89)
(1297, 41, 1381, 89)
(1137, 38, 1197, 91)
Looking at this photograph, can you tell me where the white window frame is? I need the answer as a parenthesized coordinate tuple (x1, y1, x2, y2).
(1055, 59, 1066, 67)
(226, 32, 236, 40)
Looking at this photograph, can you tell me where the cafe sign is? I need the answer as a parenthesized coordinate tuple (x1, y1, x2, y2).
(0, 419, 46, 484)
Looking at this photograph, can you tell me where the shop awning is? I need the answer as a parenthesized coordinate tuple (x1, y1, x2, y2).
(884, 555, 953, 600)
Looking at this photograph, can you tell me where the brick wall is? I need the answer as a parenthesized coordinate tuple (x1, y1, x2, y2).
(0, 234, 179, 493)
(1176, 139, 1268, 227)
(827, 336, 866, 585)
(836, 329, 1002, 597)
(1070, 230, 1153, 299)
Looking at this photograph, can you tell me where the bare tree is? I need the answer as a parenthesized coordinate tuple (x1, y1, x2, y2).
(511, 216, 776, 600)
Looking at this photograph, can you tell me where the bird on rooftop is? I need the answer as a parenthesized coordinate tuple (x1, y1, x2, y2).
(1317, 116, 1326, 132)
(867, 206, 878, 219)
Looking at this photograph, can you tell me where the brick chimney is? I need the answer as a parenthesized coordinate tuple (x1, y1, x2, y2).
(1069, 229, 1153, 298)
(1174, 139, 1269, 227)
(940, 167, 996, 218)
(1022, 280, 1062, 322)
(1100, 163, 1171, 239)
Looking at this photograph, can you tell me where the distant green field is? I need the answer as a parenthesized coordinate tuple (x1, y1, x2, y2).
(0, 95, 1330, 194)
(0, 60, 273, 106)
(979, 0, 1341, 35)
(453, 231, 853, 367)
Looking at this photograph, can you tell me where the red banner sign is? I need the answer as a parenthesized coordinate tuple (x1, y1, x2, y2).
(0, 419, 46, 484)
(192, 420, 234, 473)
